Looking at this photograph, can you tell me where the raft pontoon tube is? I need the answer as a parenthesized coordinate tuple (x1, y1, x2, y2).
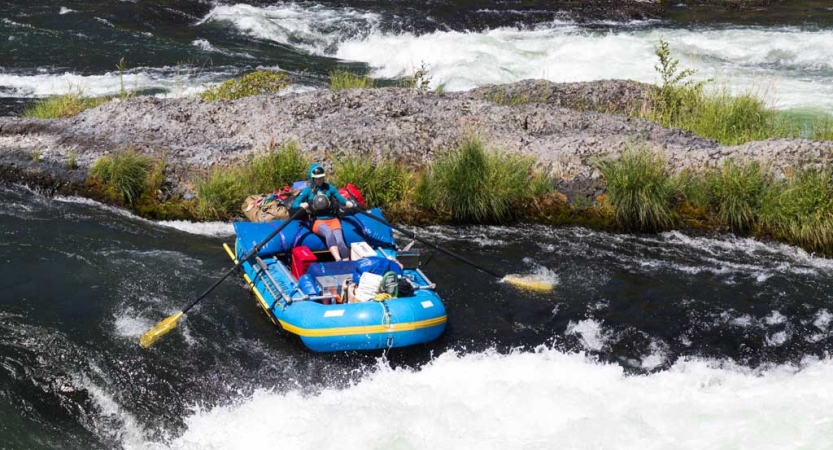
(226, 209, 447, 352)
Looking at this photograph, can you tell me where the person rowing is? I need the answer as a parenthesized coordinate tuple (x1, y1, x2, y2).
(291, 163, 355, 261)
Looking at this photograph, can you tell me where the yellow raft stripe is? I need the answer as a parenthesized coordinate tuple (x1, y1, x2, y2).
(223, 242, 446, 338)
(223, 242, 277, 325)
(279, 315, 447, 338)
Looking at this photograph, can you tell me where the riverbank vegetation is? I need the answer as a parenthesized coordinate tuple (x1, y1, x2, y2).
(597, 147, 833, 253)
(23, 90, 109, 119)
(330, 70, 375, 90)
(80, 135, 833, 256)
(641, 39, 833, 145)
(199, 70, 292, 101)
(194, 140, 308, 219)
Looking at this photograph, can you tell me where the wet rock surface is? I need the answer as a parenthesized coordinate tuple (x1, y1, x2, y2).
(1, 79, 831, 200)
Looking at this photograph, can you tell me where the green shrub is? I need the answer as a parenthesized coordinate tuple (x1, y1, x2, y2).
(529, 172, 555, 197)
(23, 91, 108, 119)
(686, 91, 782, 146)
(329, 70, 375, 90)
(89, 150, 154, 204)
(643, 39, 831, 146)
(429, 137, 533, 223)
(401, 63, 431, 91)
(67, 152, 78, 170)
(248, 141, 309, 193)
(194, 166, 249, 219)
(812, 117, 833, 141)
(704, 159, 769, 233)
(675, 168, 709, 209)
(199, 70, 292, 101)
(761, 167, 833, 252)
(333, 155, 412, 208)
(595, 147, 675, 232)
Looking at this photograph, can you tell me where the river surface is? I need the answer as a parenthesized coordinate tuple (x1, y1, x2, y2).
(3, 183, 833, 448)
(3, 1, 833, 448)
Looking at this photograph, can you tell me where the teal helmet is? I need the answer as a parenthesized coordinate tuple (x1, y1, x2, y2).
(309, 163, 325, 179)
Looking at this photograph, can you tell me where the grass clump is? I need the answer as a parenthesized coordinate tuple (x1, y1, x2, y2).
(595, 147, 675, 232)
(425, 137, 534, 223)
(67, 152, 78, 170)
(88, 150, 157, 204)
(194, 140, 310, 219)
(761, 168, 833, 252)
(248, 140, 309, 193)
(333, 155, 412, 208)
(330, 70, 375, 89)
(23, 91, 108, 119)
(644, 39, 821, 146)
(195, 167, 249, 219)
(703, 159, 769, 233)
(199, 70, 292, 101)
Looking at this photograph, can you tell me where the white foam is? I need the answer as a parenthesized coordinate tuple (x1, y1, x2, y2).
(334, 25, 833, 112)
(198, 3, 382, 55)
(191, 38, 254, 59)
(156, 220, 234, 237)
(765, 310, 787, 326)
(0, 67, 229, 99)
(766, 330, 790, 347)
(114, 314, 155, 338)
(124, 349, 833, 450)
(59, 7, 75, 15)
(566, 319, 608, 351)
(53, 195, 234, 237)
(813, 310, 832, 331)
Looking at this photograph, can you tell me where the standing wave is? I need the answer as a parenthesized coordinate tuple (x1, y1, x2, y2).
(201, 3, 833, 112)
(125, 348, 833, 450)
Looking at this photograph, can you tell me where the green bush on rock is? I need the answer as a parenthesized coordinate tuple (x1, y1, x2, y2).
(88, 150, 158, 204)
(596, 147, 675, 232)
(199, 70, 292, 101)
(426, 137, 534, 224)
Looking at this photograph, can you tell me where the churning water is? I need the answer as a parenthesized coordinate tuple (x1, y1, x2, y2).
(3, 1, 833, 447)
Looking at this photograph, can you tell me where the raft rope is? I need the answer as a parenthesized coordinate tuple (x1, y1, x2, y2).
(373, 294, 393, 328)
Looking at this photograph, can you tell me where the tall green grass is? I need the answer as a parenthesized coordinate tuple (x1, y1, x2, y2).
(703, 159, 769, 233)
(644, 39, 830, 145)
(199, 70, 292, 101)
(88, 150, 156, 204)
(333, 155, 412, 208)
(761, 167, 833, 252)
(425, 137, 534, 223)
(24, 91, 108, 119)
(329, 70, 375, 90)
(195, 167, 249, 220)
(248, 140, 309, 193)
(194, 141, 310, 219)
(595, 148, 675, 232)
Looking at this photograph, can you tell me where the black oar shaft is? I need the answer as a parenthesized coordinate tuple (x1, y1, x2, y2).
(356, 210, 506, 280)
(182, 208, 305, 314)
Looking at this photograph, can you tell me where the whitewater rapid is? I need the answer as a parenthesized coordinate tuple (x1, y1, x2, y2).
(119, 348, 833, 449)
(209, 3, 833, 112)
(3, 3, 833, 114)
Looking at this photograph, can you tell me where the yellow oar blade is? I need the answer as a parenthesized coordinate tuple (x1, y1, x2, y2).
(503, 275, 556, 293)
(139, 312, 184, 348)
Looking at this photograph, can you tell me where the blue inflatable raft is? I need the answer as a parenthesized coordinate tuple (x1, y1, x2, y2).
(223, 208, 447, 352)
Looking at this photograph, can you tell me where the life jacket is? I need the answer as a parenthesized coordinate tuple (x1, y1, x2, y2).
(308, 184, 339, 217)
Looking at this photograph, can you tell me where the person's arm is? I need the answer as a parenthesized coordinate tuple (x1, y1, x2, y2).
(329, 184, 352, 207)
(329, 184, 347, 205)
(292, 187, 311, 210)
